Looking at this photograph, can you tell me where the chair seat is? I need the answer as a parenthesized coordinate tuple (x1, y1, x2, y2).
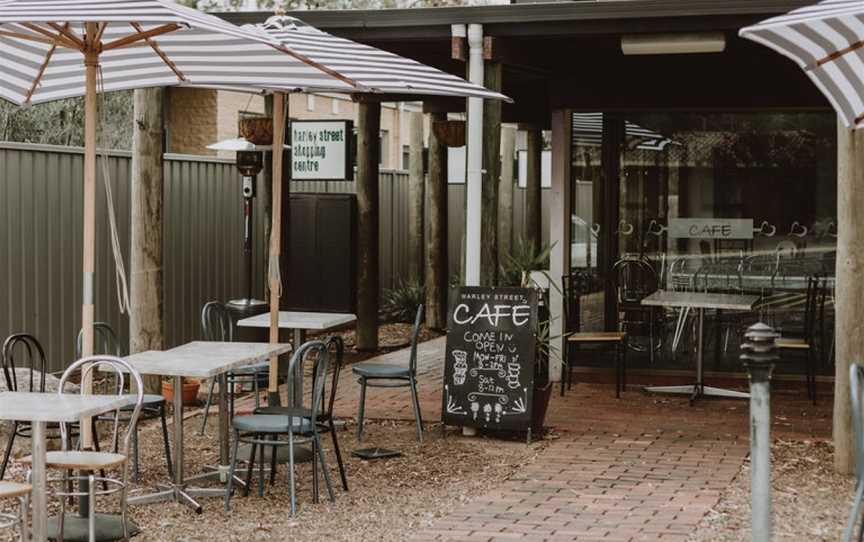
(0, 481, 31, 499)
(253, 406, 312, 417)
(776, 337, 809, 350)
(123, 394, 164, 411)
(18, 451, 127, 470)
(230, 363, 269, 376)
(352, 363, 411, 379)
(568, 331, 626, 343)
(232, 414, 314, 434)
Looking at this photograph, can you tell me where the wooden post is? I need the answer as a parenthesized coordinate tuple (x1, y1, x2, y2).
(407, 111, 425, 284)
(268, 92, 286, 396)
(498, 126, 516, 263)
(356, 101, 381, 351)
(525, 126, 543, 254)
(130, 88, 165, 395)
(480, 61, 502, 287)
(426, 112, 448, 330)
(549, 109, 572, 383)
(834, 121, 864, 474)
(80, 23, 98, 449)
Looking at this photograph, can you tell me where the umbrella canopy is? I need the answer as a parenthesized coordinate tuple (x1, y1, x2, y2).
(0, 0, 364, 105)
(740, 0, 864, 128)
(243, 13, 510, 102)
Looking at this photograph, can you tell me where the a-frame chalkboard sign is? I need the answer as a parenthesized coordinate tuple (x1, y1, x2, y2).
(441, 286, 539, 439)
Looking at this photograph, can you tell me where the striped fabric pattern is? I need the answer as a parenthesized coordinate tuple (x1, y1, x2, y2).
(0, 0, 361, 104)
(571, 113, 675, 151)
(246, 14, 509, 102)
(739, 0, 864, 127)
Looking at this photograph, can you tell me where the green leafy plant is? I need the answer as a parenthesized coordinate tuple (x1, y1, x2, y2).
(382, 279, 425, 323)
(499, 237, 555, 288)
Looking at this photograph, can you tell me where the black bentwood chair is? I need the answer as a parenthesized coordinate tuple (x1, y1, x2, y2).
(200, 301, 271, 434)
(353, 304, 424, 443)
(77, 323, 172, 483)
(844, 363, 864, 542)
(225, 341, 335, 516)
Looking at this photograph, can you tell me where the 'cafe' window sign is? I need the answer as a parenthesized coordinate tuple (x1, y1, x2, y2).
(668, 218, 754, 240)
(290, 120, 354, 181)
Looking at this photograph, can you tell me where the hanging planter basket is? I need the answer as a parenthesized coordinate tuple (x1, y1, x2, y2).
(239, 117, 273, 146)
(432, 120, 466, 148)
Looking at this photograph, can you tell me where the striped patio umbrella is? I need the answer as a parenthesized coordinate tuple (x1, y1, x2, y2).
(740, 0, 864, 128)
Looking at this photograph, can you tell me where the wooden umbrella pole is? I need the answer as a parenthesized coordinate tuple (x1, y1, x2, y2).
(81, 22, 99, 449)
(268, 92, 285, 401)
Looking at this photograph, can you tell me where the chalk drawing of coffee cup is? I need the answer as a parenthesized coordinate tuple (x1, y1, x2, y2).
(452, 350, 468, 385)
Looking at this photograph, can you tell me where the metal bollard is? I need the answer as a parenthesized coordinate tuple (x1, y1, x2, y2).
(740, 322, 779, 542)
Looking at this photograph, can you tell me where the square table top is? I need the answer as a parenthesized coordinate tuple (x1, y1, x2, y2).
(0, 392, 130, 423)
(641, 290, 760, 311)
(237, 311, 356, 331)
(122, 341, 293, 379)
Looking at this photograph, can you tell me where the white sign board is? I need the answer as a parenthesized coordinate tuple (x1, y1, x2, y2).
(291, 120, 353, 181)
(668, 218, 754, 239)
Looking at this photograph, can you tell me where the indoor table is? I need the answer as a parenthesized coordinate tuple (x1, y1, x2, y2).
(641, 290, 759, 401)
(122, 341, 291, 513)
(0, 392, 130, 542)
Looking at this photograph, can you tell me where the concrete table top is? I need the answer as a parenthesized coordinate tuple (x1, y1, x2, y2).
(122, 341, 293, 379)
(237, 311, 356, 330)
(641, 290, 760, 311)
(0, 392, 130, 423)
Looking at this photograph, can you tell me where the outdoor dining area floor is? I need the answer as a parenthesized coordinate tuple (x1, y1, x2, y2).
(0, 336, 845, 541)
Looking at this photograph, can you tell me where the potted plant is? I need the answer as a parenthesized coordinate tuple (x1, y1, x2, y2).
(161, 378, 201, 406)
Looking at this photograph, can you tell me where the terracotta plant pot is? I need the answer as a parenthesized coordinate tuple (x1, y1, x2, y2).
(162, 379, 201, 406)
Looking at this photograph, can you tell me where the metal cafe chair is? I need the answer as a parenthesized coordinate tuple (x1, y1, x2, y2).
(560, 271, 627, 398)
(77, 323, 172, 483)
(199, 301, 270, 435)
(254, 335, 349, 491)
(844, 363, 864, 542)
(225, 341, 335, 516)
(17, 356, 144, 542)
(611, 256, 662, 364)
(353, 304, 425, 443)
(775, 274, 826, 404)
(0, 481, 30, 542)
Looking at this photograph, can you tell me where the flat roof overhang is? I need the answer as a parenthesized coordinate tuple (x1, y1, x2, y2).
(220, 0, 830, 126)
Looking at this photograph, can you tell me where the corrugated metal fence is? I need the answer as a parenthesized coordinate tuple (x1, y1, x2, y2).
(0, 142, 547, 372)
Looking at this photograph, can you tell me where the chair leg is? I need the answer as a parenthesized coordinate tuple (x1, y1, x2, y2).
(409, 376, 424, 443)
(200, 378, 216, 436)
(269, 441, 278, 486)
(224, 429, 240, 512)
(91, 420, 108, 492)
(311, 436, 319, 504)
(356, 379, 367, 443)
(329, 419, 348, 491)
(58, 485, 66, 542)
(314, 431, 336, 503)
(132, 425, 140, 484)
(1, 422, 17, 480)
(844, 480, 864, 542)
(88, 473, 96, 542)
(18, 493, 29, 542)
(567, 344, 575, 391)
(159, 404, 173, 479)
(615, 344, 621, 399)
(243, 439, 257, 498)
(287, 423, 296, 517)
(257, 437, 265, 498)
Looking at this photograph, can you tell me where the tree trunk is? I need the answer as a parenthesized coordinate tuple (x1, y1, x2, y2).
(834, 122, 864, 474)
(130, 88, 165, 395)
(481, 61, 502, 287)
(525, 126, 543, 254)
(426, 112, 448, 330)
(498, 126, 516, 264)
(407, 111, 425, 284)
(356, 101, 381, 351)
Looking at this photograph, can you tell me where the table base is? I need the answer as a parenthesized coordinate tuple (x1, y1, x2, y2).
(643, 384, 750, 401)
(47, 514, 139, 542)
(128, 482, 225, 514)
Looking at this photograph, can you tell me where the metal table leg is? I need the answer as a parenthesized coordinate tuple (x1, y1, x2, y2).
(645, 307, 749, 401)
(31, 422, 46, 542)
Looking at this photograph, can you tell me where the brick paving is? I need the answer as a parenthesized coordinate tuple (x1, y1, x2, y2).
(236, 336, 833, 541)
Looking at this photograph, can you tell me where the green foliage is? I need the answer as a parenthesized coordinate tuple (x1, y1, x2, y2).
(382, 280, 425, 323)
(499, 237, 554, 288)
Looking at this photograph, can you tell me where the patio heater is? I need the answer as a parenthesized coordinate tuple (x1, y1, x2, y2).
(207, 137, 271, 311)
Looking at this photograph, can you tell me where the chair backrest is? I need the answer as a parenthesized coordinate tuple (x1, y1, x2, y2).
(287, 341, 329, 422)
(409, 304, 424, 375)
(562, 271, 597, 333)
(2, 334, 47, 393)
(322, 335, 345, 421)
(76, 322, 122, 358)
(58, 356, 144, 457)
(850, 363, 864, 481)
(803, 275, 827, 343)
(201, 301, 233, 342)
(611, 257, 657, 304)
